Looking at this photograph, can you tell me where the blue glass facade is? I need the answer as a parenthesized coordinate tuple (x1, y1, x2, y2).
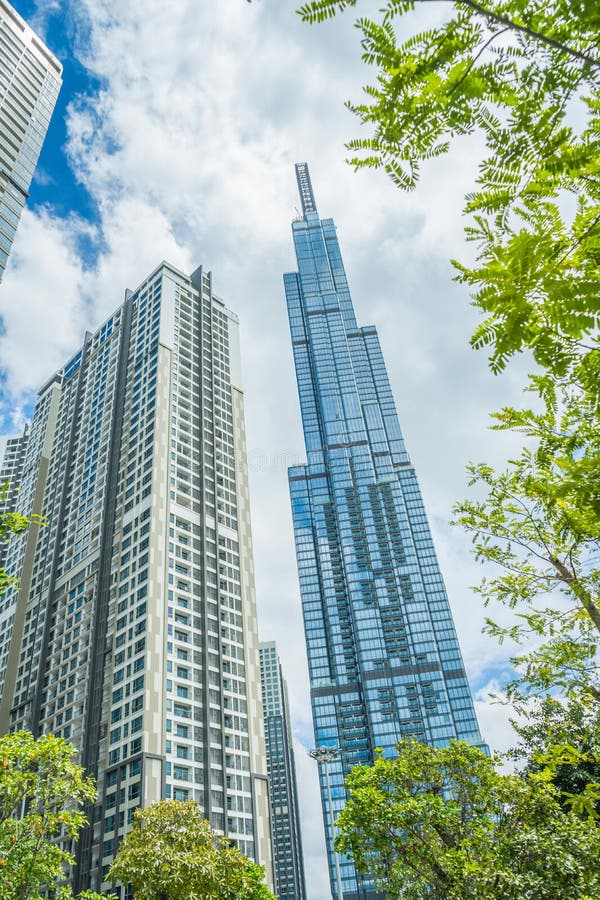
(285, 164, 487, 899)
(0, 3, 62, 281)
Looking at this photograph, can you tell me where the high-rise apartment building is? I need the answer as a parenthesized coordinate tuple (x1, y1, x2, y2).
(0, 426, 29, 685)
(259, 642, 306, 900)
(0, 0, 62, 281)
(0, 262, 272, 894)
(284, 164, 487, 899)
(0, 425, 29, 567)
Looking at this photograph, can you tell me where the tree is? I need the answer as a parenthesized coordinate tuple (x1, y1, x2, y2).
(336, 739, 600, 900)
(108, 800, 274, 900)
(0, 731, 105, 900)
(509, 696, 600, 818)
(299, 0, 600, 700)
(451, 384, 600, 702)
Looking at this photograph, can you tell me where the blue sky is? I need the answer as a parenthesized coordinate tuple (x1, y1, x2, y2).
(1, 3, 531, 896)
(15, 1, 99, 223)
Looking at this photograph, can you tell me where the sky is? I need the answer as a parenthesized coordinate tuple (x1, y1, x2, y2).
(1, 2, 533, 897)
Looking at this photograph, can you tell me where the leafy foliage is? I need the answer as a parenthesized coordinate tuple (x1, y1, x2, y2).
(108, 800, 274, 900)
(0, 731, 104, 900)
(336, 739, 600, 899)
(509, 696, 600, 818)
(452, 381, 600, 700)
(299, 0, 600, 700)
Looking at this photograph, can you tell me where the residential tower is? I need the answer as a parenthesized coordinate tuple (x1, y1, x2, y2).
(260, 641, 306, 900)
(0, 262, 272, 894)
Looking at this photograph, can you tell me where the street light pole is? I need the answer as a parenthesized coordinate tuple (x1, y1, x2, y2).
(309, 746, 344, 900)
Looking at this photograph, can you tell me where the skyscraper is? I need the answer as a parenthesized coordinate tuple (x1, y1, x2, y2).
(0, 262, 272, 894)
(284, 164, 487, 900)
(0, 425, 29, 569)
(0, 426, 29, 690)
(0, 0, 62, 281)
(259, 641, 306, 900)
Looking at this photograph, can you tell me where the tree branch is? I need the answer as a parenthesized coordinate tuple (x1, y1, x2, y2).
(550, 556, 600, 635)
(450, 0, 600, 70)
(550, 209, 600, 272)
(447, 27, 511, 95)
(304, 1, 600, 69)
(585, 683, 600, 704)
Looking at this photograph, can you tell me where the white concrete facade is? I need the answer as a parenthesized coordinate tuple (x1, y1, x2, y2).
(0, 262, 272, 895)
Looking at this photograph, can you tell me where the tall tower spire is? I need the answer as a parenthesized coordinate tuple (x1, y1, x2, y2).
(295, 162, 317, 216)
(283, 166, 487, 900)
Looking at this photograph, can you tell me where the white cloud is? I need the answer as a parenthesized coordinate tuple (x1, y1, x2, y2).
(474, 688, 520, 759)
(1, 2, 541, 896)
(0, 208, 89, 426)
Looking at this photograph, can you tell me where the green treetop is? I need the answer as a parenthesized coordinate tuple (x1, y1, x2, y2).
(336, 738, 600, 899)
(0, 731, 105, 900)
(108, 799, 274, 900)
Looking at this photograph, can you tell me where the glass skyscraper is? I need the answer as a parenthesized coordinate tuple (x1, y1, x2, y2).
(284, 164, 486, 899)
(0, 0, 62, 281)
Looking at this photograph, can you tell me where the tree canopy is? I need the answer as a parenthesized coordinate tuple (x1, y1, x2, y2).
(452, 405, 600, 703)
(336, 738, 600, 900)
(108, 800, 274, 900)
(0, 731, 103, 900)
(509, 696, 600, 818)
